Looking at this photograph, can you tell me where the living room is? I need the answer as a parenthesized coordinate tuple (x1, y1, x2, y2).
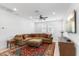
(0, 3, 79, 56)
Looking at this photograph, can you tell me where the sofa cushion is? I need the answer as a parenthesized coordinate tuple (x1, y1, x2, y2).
(16, 40, 26, 46)
(16, 37, 31, 46)
(14, 35, 23, 41)
(41, 34, 48, 38)
(26, 39, 42, 47)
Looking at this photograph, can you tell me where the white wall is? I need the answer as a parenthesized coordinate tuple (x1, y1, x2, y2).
(63, 4, 79, 45)
(34, 19, 63, 42)
(63, 4, 79, 56)
(0, 8, 34, 50)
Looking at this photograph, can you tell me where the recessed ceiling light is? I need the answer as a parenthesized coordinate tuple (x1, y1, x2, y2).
(13, 8, 17, 11)
(29, 16, 33, 19)
(52, 12, 55, 15)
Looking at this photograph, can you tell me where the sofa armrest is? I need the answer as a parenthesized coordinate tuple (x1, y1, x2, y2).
(7, 39, 16, 48)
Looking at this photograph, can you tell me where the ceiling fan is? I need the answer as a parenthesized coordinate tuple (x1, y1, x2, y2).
(31, 10, 48, 20)
(39, 15, 48, 20)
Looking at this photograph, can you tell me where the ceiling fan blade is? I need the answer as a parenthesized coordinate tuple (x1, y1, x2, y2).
(0, 5, 14, 13)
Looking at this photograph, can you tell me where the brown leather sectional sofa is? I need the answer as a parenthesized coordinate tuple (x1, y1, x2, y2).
(22, 33, 53, 43)
(7, 33, 53, 48)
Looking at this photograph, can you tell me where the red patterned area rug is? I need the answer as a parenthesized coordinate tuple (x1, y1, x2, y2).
(20, 42, 55, 56)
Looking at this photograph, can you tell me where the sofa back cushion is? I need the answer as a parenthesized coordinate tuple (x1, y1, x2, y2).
(22, 33, 52, 39)
(39, 34, 48, 38)
(23, 34, 39, 39)
(14, 35, 23, 41)
(39, 34, 52, 38)
(23, 34, 28, 39)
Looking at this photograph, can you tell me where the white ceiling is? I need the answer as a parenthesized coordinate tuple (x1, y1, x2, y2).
(0, 3, 72, 20)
